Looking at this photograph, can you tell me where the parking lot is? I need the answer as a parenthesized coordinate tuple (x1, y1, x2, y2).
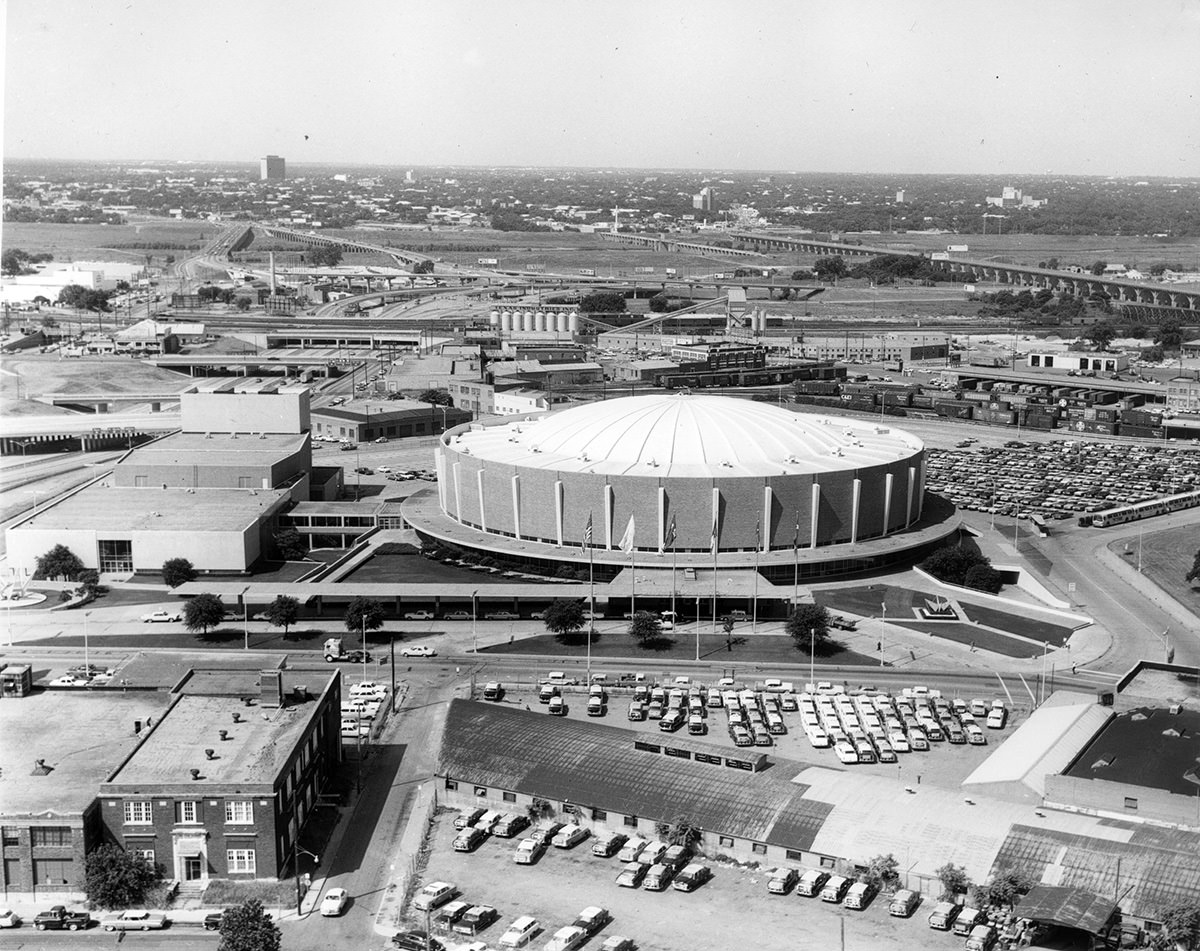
(925, 440, 1200, 522)
(407, 810, 965, 951)
(491, 678, 1018, 790)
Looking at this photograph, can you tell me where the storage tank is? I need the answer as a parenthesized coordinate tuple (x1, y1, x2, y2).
(500, 312, 512, 334)
(568, 312, 579, 334)
(522, 311, 534, 332)
(556, 312, 568, 333)
(535, 311, 546, 332)
(488, 310, 500, 327)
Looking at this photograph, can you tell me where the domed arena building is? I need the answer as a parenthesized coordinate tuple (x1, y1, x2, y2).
(403, 394, 958, 599)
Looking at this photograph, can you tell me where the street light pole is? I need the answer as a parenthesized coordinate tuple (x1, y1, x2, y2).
(810, 628, 816, 687)
(241, 585, 250, 651)
(472, 590, 478, 654)
(880, 602, 886, 668)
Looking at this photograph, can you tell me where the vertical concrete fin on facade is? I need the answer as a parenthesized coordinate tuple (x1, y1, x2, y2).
(476, 469, 487, 533)
(907, 467, 916, 527)
(883, 472, 894, 533)
(810, 483, 821, 548)
(435, 448, 448, 513)
(554, 480, 564, 547)
(658, 485, 667, 553)
(511, 474, 521, 539)
(762, 486, 772, 552)
(605, 483, 614, 550)
(850, 478, 861, 545)
(710, 486, 721, 549)
(452, 463, 462, 522)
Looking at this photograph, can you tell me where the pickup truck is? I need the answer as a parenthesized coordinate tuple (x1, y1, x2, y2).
(34, 906, 91, 931)
(102, 910, 168, 931)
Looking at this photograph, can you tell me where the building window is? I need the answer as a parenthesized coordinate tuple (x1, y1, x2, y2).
(502, 792, 517, 803)
(124, 801, 153, 824)
(786, 849, 803, 861)
(238, 476, 253, 488)
(444, 779, 458, 791)
(31, 827, 72, 847)
(592, 809, 607, 821)
(623, 815, 638, 828)
(474, 786, 488, 798)
(1, 827, 19, 846)
(225, 801, 253, 824)
(226, 849, 256, 874)
(133, 848, 155, 863)
(1124, 797, 1138, 811)
(751, 843, 767, 855)
(718, 836, 734, 848)
(819, 856, 836, 869)
(33, 858, 72, 886)
(177, 801, 199, 823)
(98, 539, 133, 573)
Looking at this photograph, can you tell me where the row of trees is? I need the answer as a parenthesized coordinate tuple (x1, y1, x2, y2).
(920, 545, 1004, 594)
(1, 247, 54, 276)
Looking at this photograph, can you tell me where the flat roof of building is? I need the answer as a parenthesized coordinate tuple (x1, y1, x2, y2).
(312, 398, 465, 420)
(106, 670, 335, 788)
(17, 485, 291, 533)
(0, 690, 172, 819)
(1063, 705, 1200, 796)
(128, 431, 308, 466)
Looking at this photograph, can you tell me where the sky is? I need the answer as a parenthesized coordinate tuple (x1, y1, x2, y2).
(4, 0, 1199, 177)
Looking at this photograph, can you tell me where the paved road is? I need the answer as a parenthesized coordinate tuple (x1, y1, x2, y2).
(0, 928, 216, 949)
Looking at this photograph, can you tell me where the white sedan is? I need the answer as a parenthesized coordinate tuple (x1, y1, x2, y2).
(49, 674, 91, 688)
(140, 610, 182, 623)
(400, 645, 436, 657)
(0, 909, 21, 928)
(320, 888, 349, 917)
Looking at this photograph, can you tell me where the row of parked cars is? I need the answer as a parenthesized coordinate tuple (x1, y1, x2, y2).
(340, 680, 388, 742)
(46, 663, 117, 688)
(15, 905, 226, 932)
(407, 880, 634, 951)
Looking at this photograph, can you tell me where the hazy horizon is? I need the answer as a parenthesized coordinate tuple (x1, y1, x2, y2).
(5, 0, 1199, 178)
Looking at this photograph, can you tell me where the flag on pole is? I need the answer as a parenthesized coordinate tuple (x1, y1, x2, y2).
(618, 515, 636, 553)
(755, 519, 761, 548)
(794, 515, 801, 547)
(582, 514, 593, 551)
(710, 515, 718, 556)
(664, 515, 677, 553)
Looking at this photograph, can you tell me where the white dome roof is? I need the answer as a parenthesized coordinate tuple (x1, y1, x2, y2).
(452, 394, 923, 477)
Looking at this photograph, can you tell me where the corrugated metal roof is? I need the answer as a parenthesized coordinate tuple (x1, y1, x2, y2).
(437, 700, 831, 846)
(962, 695, 1113, 797)
(994, 821, 1200, 922)
(1014, 885, 1118, 934)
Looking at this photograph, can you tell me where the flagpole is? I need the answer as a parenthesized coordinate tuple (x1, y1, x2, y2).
(711, 540, 717, 636)
(753, 544, 759, 635)
(630, 547, 635, 618)
(587, 543, 594, 683)
(792, 520, 800, 609)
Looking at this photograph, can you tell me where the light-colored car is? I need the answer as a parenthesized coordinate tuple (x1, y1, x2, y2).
(140, 610, 181, 623)
(49, 675, 91, 687)
(444, 611, 474, 621)
(514, 836, 548, 865)
(551, 824, 589, 848)
(498, 915, 541, 948)
(412, 881, 459, 911)
(485, 610, 520, 620)
(0, 910, 21, 929)
(102, 910, 168, 931)
(544, 925, 587, 951)
(403, 610, 435, 620)
(400, 645, 436, 657)
(320, 888, 349, 917)
(615, 861, 647, 888)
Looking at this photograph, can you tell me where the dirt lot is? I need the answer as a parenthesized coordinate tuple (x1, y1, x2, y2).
(1, 219, 220, 260)
(409, 811, 961, 951)
(489, 682, 1019, 790)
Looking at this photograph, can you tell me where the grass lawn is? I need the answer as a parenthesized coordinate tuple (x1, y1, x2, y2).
(344, 552, 545, 585)
(957, 603, 1078, 645)
(481, 631, 877, 666)
(813, 585, 928, 621)
(202, 878, 295, 908)
(891, 620, 1041, 658)
(1112, 524, 1200, 621)
(1, 220, 221, 260)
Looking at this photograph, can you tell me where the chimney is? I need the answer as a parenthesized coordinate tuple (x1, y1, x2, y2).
(231, 712, 241, 724)
(190, 768, 201, 780)
(134, 719, 143, 734)
(292, 684, 308, 702)
(270, 251, 277, 294)
(205, 749, 215, 760)
(219, 729, 229, 740)
(260, 669, 285, 708)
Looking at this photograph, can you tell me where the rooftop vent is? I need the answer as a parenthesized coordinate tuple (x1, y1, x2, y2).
(190, 768, 201, 780)
(219, 729, 229, 740)
(204, 748, 216, 760)
(32, 759, 53, 776)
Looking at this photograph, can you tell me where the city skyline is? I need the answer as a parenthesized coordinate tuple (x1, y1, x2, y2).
(4, 0, 1199, 178)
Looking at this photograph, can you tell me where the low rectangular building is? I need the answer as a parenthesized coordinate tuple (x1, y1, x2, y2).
(1166, 376, 1200, 413)
(310, 399, 470, 443)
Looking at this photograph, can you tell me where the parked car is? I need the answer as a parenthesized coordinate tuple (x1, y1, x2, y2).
(544, 925, 587, 951)
(498, 915, 541, 948)
(627, 701, 646, 721)
(454, 808, 486, 830)
(403, 610, 435, 620)
(672, 863, 713, 892)
(572, 906, 612, 937)
(927, 900, 962, 931)
(548, 696, 567, 716)
(552, 824, 589, 848)
(412, 882, 459, 911)
(600, 938, 635, 951)
(453, 905, 499, 935)
(819, 875, 851, 903)
(140, 610, 181, 623)
(888, 889, 921, 917)
(453, 826, 488, 852)
(493, 813, 530, 838)
(514, 836, 548, 865)
(101, 909, 167, 932)
(483, 682, 504, 701)
(202, 911, 224, 931)
(319, 888, 349, 917)
(591, 832, 627, 858)
(393, 931, 446, 951)
(844, 881, 877, 910)
(617, 836, 647, 862)
(485, 610, 520, 620)
(434, 900, 472, 927)
(615, 862, 648, 888)
(444, 611, 474, 621)
(767, 867, 799, 895)
(34, 906, 91, 931)
(0, 910, 21, 929)
(987, 707, 1008, 729)
(400, 645, 436, 657)
(642, 863, 675, 891)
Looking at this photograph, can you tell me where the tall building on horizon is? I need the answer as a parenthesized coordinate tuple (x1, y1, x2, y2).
(260, 155, 286, 181)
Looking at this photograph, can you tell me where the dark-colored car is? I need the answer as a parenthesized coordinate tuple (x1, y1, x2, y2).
(453, 905, 500, 935)
(34, 906, 91, 931)
(203, 912, 224, 932)
(573, 906, 612, 937)
(393, 931, 446, 951)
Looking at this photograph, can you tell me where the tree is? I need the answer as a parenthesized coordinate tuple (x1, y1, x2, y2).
(57, 284, 112, 312)
(628, 610, 662, 643)
(785, 604, 831, 650)
(542, 599, 585, 636)
(75, 569, 102, 602)
(648, 292, 670, 313)
(263, 595, 300, 634)
(1158, 902, 1200, 951)
(35, 544, 85, 581)
(791, 268, 816, 281)
(84, 844, 162, 909)
(813, 256, 848, 281)
(579, 291, 627, 313)
(344, 596, 384, 635)
(921, 544, 992, 587)
(963, 563, 1004, 594)
(983, 867, 1034, 911)
(1089, 260, 1108, 276)
(1155, 318, 1184, 350)
(417, 387, 454, 406)
(1187, 549, 1200, 585)
(864, 853, 900, 893)
(663, 816, 701, 850)
(274, 528, 308, 560)
(218, 898, 281, 951)
(184, 593, 226, 634)
(935, 862, 972, 901)
(234, 296, 251, 311)
(1087, 321, 1117, 351)
(1148, 262, 1169, 276)
(162, 557, 196, 588)
(412, 259, 435, 274)
(307, 245, 343, 268)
